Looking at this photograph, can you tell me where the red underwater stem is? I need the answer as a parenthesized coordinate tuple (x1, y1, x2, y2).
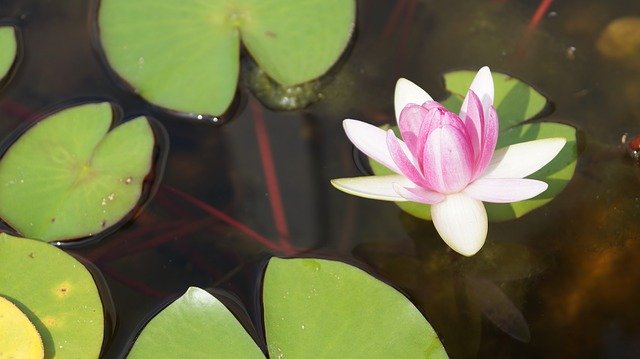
(249, 98, 294, 254)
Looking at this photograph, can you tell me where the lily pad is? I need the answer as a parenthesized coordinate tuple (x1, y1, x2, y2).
(370, 71, 577, 222)
(442, 69, 548, 129)
(99, 0, 355, 116)
(0, 102, 155, 242)
(128, 287, 264, 358)
(0, 296, 44, 359)
(0, 26, 17, 81)
(0, 233, 104, 358)
(127, 258, 447, 358)
(263, 257, 447, 358)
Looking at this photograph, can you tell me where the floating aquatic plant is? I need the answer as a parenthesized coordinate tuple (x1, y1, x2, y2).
(98, 0, 356, 116)
(0, 233, 104, 358)
(332, 67, 569, 256)
(0, 295, 44, 358)
(128, 258, 447, 358)
(0, 25, 17, 80)
(0, 102, 156, 242)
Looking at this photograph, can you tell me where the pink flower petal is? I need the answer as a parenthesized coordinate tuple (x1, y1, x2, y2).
(431, 193, 487, 256)
(422, 124, 474, 193)
(343, 119, 401, 174)
(398, 104, 429, 155)
(394, 78, 433, 120)
(331, 175, 412, 201)
(472, 105, 499, 180)
(481, 138, 566, 179)
(464, 178, 548, 203)
(386, 130, 428, 187)
(392, 183, 446, 204)
(460, 66, 494, 121)
(462, 90, 484, 163)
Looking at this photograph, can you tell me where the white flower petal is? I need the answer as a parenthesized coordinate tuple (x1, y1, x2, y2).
(431, 193, 487, 256)
(331, 175, 412, 201)
(392, 183, 446, 204)
(343, 119, 401, 174)
(464, 178, 548, 203)
(394, 78, 433, 120)
(459, 66, 494, 120)
(482, 138, 566, 179)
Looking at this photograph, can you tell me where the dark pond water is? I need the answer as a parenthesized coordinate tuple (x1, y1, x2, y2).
(2, 0, 640, 357)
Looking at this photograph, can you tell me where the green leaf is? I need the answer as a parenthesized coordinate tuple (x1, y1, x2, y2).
(485, 122, 577, 221)
(0, 102, 155, 242)
(0, 296, 44, 359)
(128, 287, 264, 359)
(99, 0, 355, 116)
(443, 70, 547, 128)
(0, 233, 104, 358)
(0, 26, 17, 80)
(370, 123, 577, 221)
(263, 257, 447, 358)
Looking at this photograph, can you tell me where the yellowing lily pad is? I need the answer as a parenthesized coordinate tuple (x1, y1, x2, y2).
(128, 287, 264, 358)
(0, 233, 104, 358)
(0, 102, 155, 242)
(0, 26, 17, 81)
(0, 296, 44, 359)
(127, 258, 447, 357)
(371, 70, 577, 222)
(98, 0, 355, 116)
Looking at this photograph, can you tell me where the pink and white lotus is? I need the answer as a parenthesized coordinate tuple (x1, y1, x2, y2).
(331, 67, 565, 256)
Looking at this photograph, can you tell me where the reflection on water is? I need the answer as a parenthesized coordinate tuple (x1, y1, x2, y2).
(1, 0, 640, 357)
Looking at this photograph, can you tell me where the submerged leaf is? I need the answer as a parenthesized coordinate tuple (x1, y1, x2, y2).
(0, 102, 155, 241)
(99, 0, 355, 115)
(0, 233, 104, 358)
(0, 26, 17, 80)
(0, 296, 44, 359)
(128, 287, 264, 358)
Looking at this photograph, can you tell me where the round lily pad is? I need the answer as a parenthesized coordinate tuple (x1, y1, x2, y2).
(0, 102, 155, 242)
(263, 257, 448, 358)
(128, 287, 264, 358)
(0, 233, 104, 358)
(98, 0, 355, 116)
(0, 296, 44, 359)
(0, 25, 17, 81)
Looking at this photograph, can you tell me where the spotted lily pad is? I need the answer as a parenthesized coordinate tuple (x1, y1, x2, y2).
(0, 296, 44, 359)
(99, 0, 356, 116)
(0, 233, 104, 358)
(0, 25, 17, 80)
(0, 102, 155, 242)
(371, 70, 577, 222)
(127, 258, 447, 358)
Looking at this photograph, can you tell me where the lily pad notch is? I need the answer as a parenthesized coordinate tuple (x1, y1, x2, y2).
(0, 101, 162, 243)
(98, 0, 356, 116)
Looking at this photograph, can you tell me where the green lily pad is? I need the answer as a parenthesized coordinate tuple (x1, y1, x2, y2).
(0, 102, 155, 242)
(99, 0, 355, 116)
(370, 71, 577, 222)
(0, 296, 44, 359)
(442, 69, 548, 129)
(127, 258, 447, 357)
(128, 287, 264, 358)
(263, 257, 447, 358)
(0, 233, 104, 358)
(0, 25, 17, 81)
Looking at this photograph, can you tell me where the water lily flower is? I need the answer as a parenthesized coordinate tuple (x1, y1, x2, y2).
(331, 67, 565, 256)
